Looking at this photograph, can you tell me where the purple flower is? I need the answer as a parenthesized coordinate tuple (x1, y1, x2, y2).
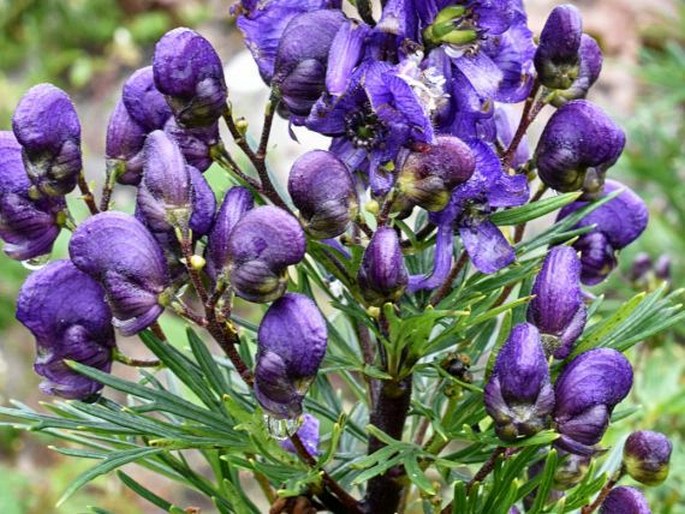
(553, 348, 633, 455)
(0, 131, 65, 260)
(535, 100, 625, 194)
(164, 117, 220, 173)
(527, 246, 587, 359)
(69, 212, 170, 336)
(16, 260, 115, 400)
(105, 99, 147, 186)
(12, 83, 82, 196)
(557, 180, 649, 285)
(484, 323, 555, 441)
(227, 206, 306, 303)
(600, 487, 651, 514)
(549, 34, 603, 107)
(153, 28, 228, 127)
(534, 5, 583, 90)
(122, 66, 173, 132)
(188, 166, 216, 237)
(623, 430, 672, 486)
(255, 293, 327, 419)
(287, 150, 358, 239)
(279, 413, 320, 455)
(142, 130, 192, 215)
(357, 227, 408, 306)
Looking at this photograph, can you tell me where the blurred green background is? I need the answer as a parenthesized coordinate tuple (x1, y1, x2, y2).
(0, 0, 683, 512)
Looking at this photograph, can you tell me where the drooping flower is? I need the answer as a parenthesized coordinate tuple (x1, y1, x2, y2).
(122, 66, 173, 132)
(16, 260, 115, 400)
(357, 227, 408, 306)
(623, 430, 672, 486)
(600, 487, 652, 514)
(279, 413, 320, 456)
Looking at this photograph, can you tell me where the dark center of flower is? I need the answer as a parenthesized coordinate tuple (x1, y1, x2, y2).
(345, 106, 386, 150)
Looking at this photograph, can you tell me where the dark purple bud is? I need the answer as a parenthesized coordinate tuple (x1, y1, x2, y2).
(484, 323, 555, 441)
(164, 117, 219, 173)
(16, 260, 115, 400)
(255, 293, 327, 418)
(105, 99, 147, 186)
(535, 100, 625, 194)
(153, 28, 228, 127)
(273, 10, 346, 117)
(279, 413, 320, 455)
(0, 131, 64, 260)
(12, 83, 82, 196)
(69, 212, 170, 336)
(122, 66, 173, 132)
(397, 136, 476, 212)
(188, 166, 216, 236)
(527, 246, 587, 359)
(227, 206, 306, 303)
(600, 487, 651, 514)
(553, 348, 633, 455)
(550, 35, 603, 107)
(288, 150, 358, 239)
(623, 430, 672, 486)
(534, 5, 583, 90)
(357, 227, 408, 306)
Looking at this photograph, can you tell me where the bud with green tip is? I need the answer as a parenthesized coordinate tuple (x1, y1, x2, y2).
(623, 430, 672, 486)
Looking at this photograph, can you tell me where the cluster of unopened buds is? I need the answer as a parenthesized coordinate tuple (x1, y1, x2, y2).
(0, 1, 673, 513)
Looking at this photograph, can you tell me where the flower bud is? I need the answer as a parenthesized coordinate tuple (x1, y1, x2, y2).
(553, 348, 633, 455)
(12, 83, 82, 196)
(122, 66, 172, 132)
(255, 293, 327, 418)
(600, 486, 652, 514)
(527, 246, 587, 359)
(535, 100, 625, 194)
(227, 206, 306, 303)
(484, 323, 555, 442)
(279, 414, 320, 456)
(534, 5, 583, 90)
(16, 260, 115, 400)
(550, 35, 603, 107)
(69, 212, 170, 336)
(164, 117, 219, 173)
(105, 99, 147, 185)
(623, 430, 672, 486)
(357, 227, 408, 306)
(188, 166, 216, 236)
(288, 150, 358, 238)
(153, 28, 228, 127)
(397, 136, 475, 212)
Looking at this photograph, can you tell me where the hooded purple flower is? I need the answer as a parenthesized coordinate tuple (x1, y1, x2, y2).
(549, 34, 603, 107)
(16, 260, 115, 400)
(123, 66, 173, 132)
(279, 413, 320, 456)
(600, 487, 651, 514)
(484, 323, 555, 441)
(105, 99, 147, 186)
(153, 28, 228, 127)
(0, 131, 65, 260)
(623, 430, 672, 486)
(534, 5, 583, 90)
(553, 348, 633, 455)
(255, 293, 327, 419)
(557, 180, 649, 285)
(288, 150, 358, 239)
(527, 246, 587, 359)
(227, 206, 306, 303)
(12, 83, 82, 196)
(164, 117, 220, 173)
(357, 227, 408, 306)
(69, 212, 170, 336)
(535, 100, 625, 194)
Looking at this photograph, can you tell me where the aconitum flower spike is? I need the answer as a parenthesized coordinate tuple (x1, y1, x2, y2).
(396, 136, 476, 212)
(623, 430, 672, 486)
(357, 227, 408, 306)
(279, 414, 320, 456)
(105, 99, 147, 185)
(122, 66, 173, 132)
(600, 487, 652, 514)
(287, 150, 358, 239)
(227, 206, 306, 303)
(0, 131, 65, 260)
(484, 323, 555, 441)
(255, 293, 327, 419)
(69, 212, 170, 336)
(153, 28, 228, 127)
(16, 260, 115, 400)
(12, 83, 82, 196)
(164, 117, 220, 173)
(553, 348, 633, 455)
(534, 5, 583, 90)
(527, 246, 586, 359)
(535, 100, 625, 194)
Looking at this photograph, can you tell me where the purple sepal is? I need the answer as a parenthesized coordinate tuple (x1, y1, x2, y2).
(600, 487, 651, 514)
(105, 99, 147, 185)
(534, 4, 583, 89)
(408, 223, 453, 293)
(142, 130, 192, 211)
(188, 166, 216, 236)
(164, 117, 219, 173)
(279, 414, 320, 456)
(459, 219, 515, 274)
(122, 66, 173, 132)
(623, 430, 672, 486)
(357, 227, 408, 306)
(326, 20, 369, 96)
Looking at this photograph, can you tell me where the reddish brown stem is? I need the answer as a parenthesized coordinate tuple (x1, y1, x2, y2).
(77, 172, 100, 216)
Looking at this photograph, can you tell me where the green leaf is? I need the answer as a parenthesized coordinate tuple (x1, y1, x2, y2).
(186, 326, 230, 396)
(527, 450, 558, 514)
(405, 455, 436, 494)
(491, 192, 581, 226)
(117, 471, 174, 511)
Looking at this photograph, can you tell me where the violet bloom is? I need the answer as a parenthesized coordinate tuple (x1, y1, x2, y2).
(527, 246, 587, 359)
(484, 323, 555, 442)
(357, 227, 408, 306)
(105, 99, 147, 185)
(534, 5, 583, 90)
(153, 28, 228, 127)
(0, 131, 65, 260)
(69, 212, 170, 336)
(227, 206, 306, 303)
(122, 66, 173, 132)
(12, 83, 82, 196)
(279, 414, 320, 456)
(553, 348, 633, 455)
(557, 180, 649, 285)
(288, 150, 358, 239)
(255, 293, 327, 419)
(16, 260, 115, 400)
(164, 117, 220, 173)
(535, 100, 625, 194)
(550, 35, 603, 107)
(623, 430, 672, 486)
(600, 487, 651, 514)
